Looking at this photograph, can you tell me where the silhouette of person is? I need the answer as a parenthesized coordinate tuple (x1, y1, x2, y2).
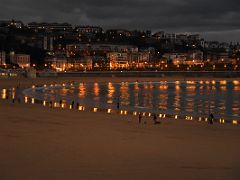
(71, 101, 74, 109)
(6, 90, 9, 99)
(17, 97, 21, 103)
(138, 113, 142, 124)
(209, 113, 214, 124)
(116, 96, 120, 110)
(49, 101, 53, 108)
(15, 86, 21, 103)
(153, 113, 160, 124)
(59, 100, 62, 107)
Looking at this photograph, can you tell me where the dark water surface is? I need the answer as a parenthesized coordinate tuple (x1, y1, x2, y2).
(23, 80, 240, 120)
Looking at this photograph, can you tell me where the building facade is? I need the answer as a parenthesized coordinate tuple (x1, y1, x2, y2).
(9, 53, 31, 68)
(107, 52, 150, 70)
(108, 52, 129, 70)
(28, 22, 72, 31)
(76, 26, 103, 34)
(45, 56, 93, 71)
(66, 43, 138, 54)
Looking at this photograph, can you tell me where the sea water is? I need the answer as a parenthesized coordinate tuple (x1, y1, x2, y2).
(23, 81, 240, 121)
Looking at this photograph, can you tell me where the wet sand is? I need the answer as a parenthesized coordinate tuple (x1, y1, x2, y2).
(1, 76, 240, 89)
(0, 77, 240, 180)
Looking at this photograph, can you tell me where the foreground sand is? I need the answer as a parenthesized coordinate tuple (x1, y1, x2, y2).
(0, 77, 240, 180)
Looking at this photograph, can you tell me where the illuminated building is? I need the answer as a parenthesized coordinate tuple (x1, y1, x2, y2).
(106, 29, 132, 37)
(27, 22, 72, 31)
(129, 52, 150, 69)
(107, 52, 150, 70)
(45, 57, 67, 72)
(10, 52, 31, 68)
(66, 43, 138, 54)
(43, 36, 53, 51)
(68, 57, 93, 71)
(76, 26, 103, 35)
(45, 56, 93, 71)
(108, 52, 129, 70)
(164, 51, 203, 65)
(153, 31, 165, 40)
(0, 20, 23, 28)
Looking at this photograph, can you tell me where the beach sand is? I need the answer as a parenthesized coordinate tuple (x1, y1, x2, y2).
(1, 76, 240, 89)
(0, 77, 240, 180)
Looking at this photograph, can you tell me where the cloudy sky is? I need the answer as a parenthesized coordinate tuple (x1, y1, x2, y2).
(1, 0, 240, 42)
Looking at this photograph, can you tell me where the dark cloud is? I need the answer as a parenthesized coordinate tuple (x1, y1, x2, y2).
(1, 0, 240, 41)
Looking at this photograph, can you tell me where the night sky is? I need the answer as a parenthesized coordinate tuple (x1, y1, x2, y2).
(1, 0, 240, 42)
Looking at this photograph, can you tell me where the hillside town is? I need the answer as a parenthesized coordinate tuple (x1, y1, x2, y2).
(0, 19, 240, 72)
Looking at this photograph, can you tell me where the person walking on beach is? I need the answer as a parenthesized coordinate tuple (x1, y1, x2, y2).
(153, 113, 160, 124)
(49, 101, 53, 108)
(59, 99, 62, 107)
(71, 100, 74, 109)
(17, 97, 21, 103)
(208, 113, 214, 124)
(6, 89, 9, 99)
(138, 113, 142, 124)
(15, 87, 21, 103)
(116, 96, 120, 110)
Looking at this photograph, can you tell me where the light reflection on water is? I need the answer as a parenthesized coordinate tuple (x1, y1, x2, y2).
(1, 89, 7, 99)
(24, 81, 240, 120)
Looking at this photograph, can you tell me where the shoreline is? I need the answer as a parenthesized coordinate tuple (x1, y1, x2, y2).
(38, 71, 240, 78)
(1, 76, 240, 89)
(1, 77, 240, 125)
(1, 76, 240, 180)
